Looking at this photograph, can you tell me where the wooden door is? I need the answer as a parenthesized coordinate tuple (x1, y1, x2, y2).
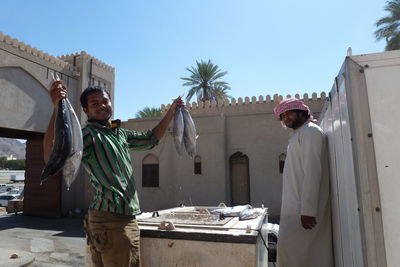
(230, 152, 250, 205)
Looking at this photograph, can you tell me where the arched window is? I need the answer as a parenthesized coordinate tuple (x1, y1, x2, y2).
(279, 153, 286, 174)
(142, 154, 159, 187)
(194, 155, 202, 175)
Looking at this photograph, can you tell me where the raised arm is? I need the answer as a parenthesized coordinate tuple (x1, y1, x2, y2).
(152, 97, 183, 140)
(43, 81, 67, 163)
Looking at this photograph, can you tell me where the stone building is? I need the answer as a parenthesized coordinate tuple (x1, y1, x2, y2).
(0, 31, 326, 219)
(122, 94, 325, 221)
(0, 32, 114, 217)
(6, 155, 17, 161)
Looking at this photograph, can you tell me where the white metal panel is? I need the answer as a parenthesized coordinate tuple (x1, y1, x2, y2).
(364, 65, 400, 267)
(345, 58, 386, 267)
(330, 86, 353, 267)
(337, 77, 364, 266)
(319, 74, 365, 266)
(257, 221, 269, 267)
(319, 99, 344, 266)
(319, 51, 400, 267)
(141, 238, 259, 267)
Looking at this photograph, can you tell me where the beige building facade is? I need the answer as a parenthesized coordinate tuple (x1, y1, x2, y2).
(0, 32, 114, 216)
(0, 31, 326, 220)
(123, 94, 325, 221)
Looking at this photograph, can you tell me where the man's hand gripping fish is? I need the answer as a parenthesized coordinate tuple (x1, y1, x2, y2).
(40, 73, 83, 190)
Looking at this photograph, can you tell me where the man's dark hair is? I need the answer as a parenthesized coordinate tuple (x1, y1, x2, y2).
(80, 86, 111, 108)
(293, 109, 310, 119)
(279, 109, 311, 121)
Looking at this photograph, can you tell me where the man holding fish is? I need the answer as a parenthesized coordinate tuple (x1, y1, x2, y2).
(273, 98, 333, 267)
(43, 80, 183, 267)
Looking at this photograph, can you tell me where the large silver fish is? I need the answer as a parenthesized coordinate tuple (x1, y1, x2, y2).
(41, 98, 82, 189)
(210, 204, 252, 217)
(239, 208, 262, 221)
(173, 107, 184, 156)
(62, 99, 83, 190)
(181, 108, 197, 158)
(41, 98, 73, 183)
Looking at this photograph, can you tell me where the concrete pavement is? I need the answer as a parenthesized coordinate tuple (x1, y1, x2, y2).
(0, 213, 86, 266)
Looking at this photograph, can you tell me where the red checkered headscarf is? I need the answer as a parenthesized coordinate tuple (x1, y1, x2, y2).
(274, 98, 317, 123)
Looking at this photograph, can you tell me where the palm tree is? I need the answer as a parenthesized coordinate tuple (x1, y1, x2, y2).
(375, 0, 400, 50)
(213, 85, 232, 102)
(181, 59, 231, 103)
(135, 107, 162, 118)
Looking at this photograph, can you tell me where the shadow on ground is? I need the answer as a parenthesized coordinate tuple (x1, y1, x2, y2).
(0, 213, 85, 238)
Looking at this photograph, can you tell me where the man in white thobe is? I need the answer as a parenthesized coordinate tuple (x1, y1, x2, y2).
(274, 98, 333, 267)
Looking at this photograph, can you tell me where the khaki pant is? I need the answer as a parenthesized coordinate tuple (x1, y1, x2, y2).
(84, 210, 141, 267)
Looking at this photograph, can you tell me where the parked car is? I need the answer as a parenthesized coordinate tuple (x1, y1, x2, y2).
(0, 185, 15, 193)
(0, 194, 17, 207)
(8, 189, 23, 199)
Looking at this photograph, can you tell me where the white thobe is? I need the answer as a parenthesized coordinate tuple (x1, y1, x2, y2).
(277, 121, 333, 267)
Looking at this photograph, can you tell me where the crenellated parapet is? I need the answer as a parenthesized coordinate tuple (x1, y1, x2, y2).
(0, 32, 114, 74)
(0, 32, 78, 72)
(160, 92, 326, 115)
(58, 51, 115, 73)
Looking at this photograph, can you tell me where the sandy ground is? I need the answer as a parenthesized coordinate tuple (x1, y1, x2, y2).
(0, 214, 86, 266)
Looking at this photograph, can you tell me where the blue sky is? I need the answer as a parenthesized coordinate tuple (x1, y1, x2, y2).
(1, 0, 387, 121)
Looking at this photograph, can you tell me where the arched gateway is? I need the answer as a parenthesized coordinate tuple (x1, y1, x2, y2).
(0, 32, 114, 217)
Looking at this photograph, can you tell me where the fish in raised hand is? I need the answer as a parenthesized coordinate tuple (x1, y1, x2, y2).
(41, 73, 83, 189)
(173, 106, 184, 156)
(62, 99, 83, 190)
(181, 108, 197, 158)
(41, 98, 73, 183)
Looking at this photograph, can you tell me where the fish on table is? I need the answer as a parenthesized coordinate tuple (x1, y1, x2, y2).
(210, 204, 252, 217)
(210, 205, 262, 220)
(239, 208, 262, 221)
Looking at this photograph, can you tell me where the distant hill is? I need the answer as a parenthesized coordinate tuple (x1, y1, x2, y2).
(0, 138, 26, 159)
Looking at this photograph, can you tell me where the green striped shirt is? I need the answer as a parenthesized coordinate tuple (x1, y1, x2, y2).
(81, 121, 158, 215)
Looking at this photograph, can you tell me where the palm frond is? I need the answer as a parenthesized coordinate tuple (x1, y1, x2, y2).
(186, 85, 202, 103)
(386, 32, 400, 50)
(182, 59, 232, 103)
(135, 107, 162, 118)
(375, 0, 400, 50)
(385, 0, 400, 13)
(376, 16, 398, 27)
(210, 71, 228, 81)
(375, 23, 400, 39)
